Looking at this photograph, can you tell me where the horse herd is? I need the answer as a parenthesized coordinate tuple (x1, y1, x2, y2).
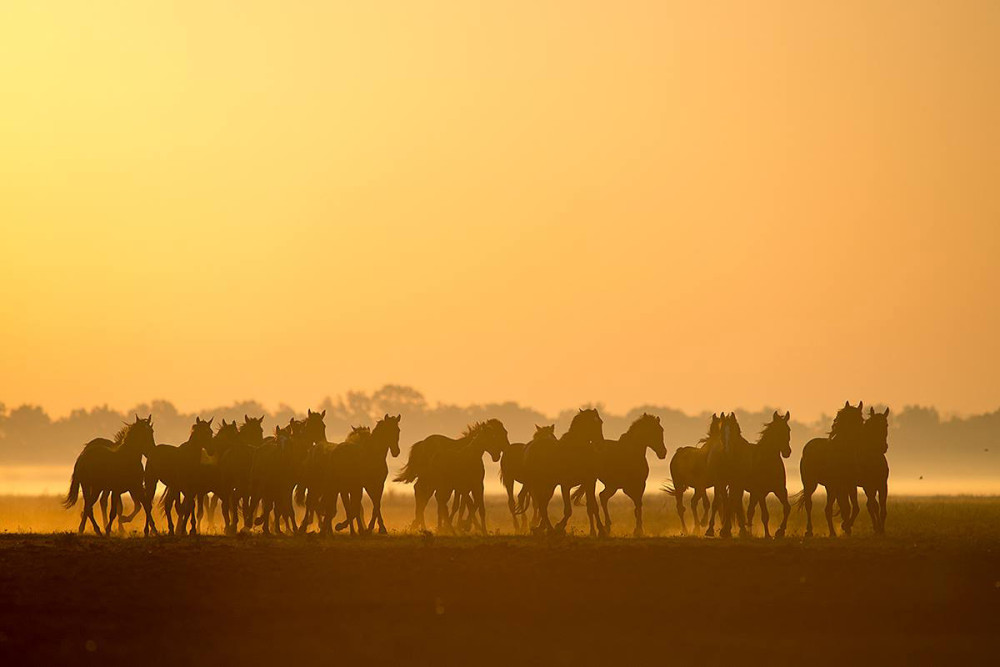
(63, 401, 890, 538)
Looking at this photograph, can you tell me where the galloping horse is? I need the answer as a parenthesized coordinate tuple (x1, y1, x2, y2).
(499, 439, 533, 533)
(663, 413, 722, 534)
(574, 413, 666, 536)
(744, 411, 793, 538)
(520, 408, 606, 536)
(144, 417, 214, 535)
(176, 419, 241, 534)
(356, 414, 402, 534)
(847, 407, 890, 534)
(250, 410, 326, 534)
(64, 415, 156, 535)
(218, 415, 265, 534)
(797, 401, 865, 537)
(395, 419, 509, 533)
(711, 412, 753, 538)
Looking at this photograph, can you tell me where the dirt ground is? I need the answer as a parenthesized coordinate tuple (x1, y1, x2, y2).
(0, 496, 998, 666)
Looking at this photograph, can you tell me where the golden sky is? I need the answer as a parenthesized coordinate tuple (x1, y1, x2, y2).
(1, 2, 998, 420)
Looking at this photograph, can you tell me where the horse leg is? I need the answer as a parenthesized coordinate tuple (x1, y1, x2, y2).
(759, 493, 771, 538)
(554, 485, 572, 533)
(369, 486, 387, 534)
(824, 490, 838, 537)
(878, 482, 888, 534)
(864, 486, 879, 532)
(802, 481, 816, 537)
(83, 487, 102, 535)
(699, 490, 710, 526)
(844, 487, 860, 534)
(733, 488, 748, 537)
(412, 482, 431, 532)
(746, 493, 757, 531)
(533, 485, 556, 532)
(99, 492, 110, 533)
(774, 487, 791, 538)
(674, 486, 688, 535)
(505, 480, 520, 533)
(706, 488, 723, 537)
(436, 490, 453, 534)
(107, 493, 119, 536)
(599, 487, 615, 535)
(472, 486, 487, 536)
(625, 485, 644, 537)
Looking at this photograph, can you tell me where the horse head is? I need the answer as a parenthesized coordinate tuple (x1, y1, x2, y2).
(831, 401, 865, 443)
(374, 413, 402, 457)
(302, 409, 328, 446)
(470, 419, 509, 462)
(123, 414, 155, 457)
(864, 406, 890, 454)
(630, 413, 666, 459)
(191, 417, 214, 447)
(720, 412, 742, 454)
(210, 419, 240, 456)
(239, 414, 266, 447)
(568, 408, 604, 445)
(763, 410, 792, 458)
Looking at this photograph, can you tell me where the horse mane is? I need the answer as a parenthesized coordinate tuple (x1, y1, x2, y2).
(625, 413, 658, 438)
(346, 425, 371, 443)
(112, 422, 132, 445)
(757, 418, 786, 447)
(462, 419, 499, 439)
(829, 405, 863, 440)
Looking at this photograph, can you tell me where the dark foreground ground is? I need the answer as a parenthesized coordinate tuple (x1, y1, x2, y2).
(0, 532, 997, 666)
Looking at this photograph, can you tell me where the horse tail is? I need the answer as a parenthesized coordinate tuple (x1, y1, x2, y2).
(791, 490, 806, 511)
(513, 487, 530, 515)
(570, 486, 587, 506)
(393, 440, 431, 484)
(62, 468, 81, 509)
(661, 480, 677, 496)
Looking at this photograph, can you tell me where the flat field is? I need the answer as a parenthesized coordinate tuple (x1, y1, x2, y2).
(0, 495, 997, 666)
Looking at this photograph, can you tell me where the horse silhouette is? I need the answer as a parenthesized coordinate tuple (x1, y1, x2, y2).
(846, 407, 890, 533)
(797, 401, 866, 537)
(708, 412, 753, 538)
(143, 417, 214, 535)
(249, 410, 326, 534)
(395, 419, 509, 533)
(499, 439, 533, 533)
(217, 415, 265, 534)
(64, 415, 156, 535)
(356, 414, 402, 533)
(520, 408, 606, 536)
(744, 411, 793, 538)
(571, 413, 666, 536)
(174, 419, 241, 534)
(663, 413, 722, 534)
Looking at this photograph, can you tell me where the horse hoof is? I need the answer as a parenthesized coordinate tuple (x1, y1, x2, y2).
(704, 528, 715, 537)
(774, 528, 785, 539)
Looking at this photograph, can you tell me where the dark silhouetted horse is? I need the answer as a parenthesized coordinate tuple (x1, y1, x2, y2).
(663, 413, 722, 534)
(744, 411, 793, 538)
(520, 408, 606, 536)
(144, 417, 214, 535)
(395, 419, 509, 533)
(573, 413, 666, 536)
(64, 415, 156, 535)
(499, 439, 533, 533)
(218, 415, 265, 534)
(797, 401, 865, 537)
(710, 412, 753, 538)
(847, 407, 890, 533)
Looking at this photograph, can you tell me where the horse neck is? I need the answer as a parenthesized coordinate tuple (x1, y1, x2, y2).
(618, 430, 649, 456)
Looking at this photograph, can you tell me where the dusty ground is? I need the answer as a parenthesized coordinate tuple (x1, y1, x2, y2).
(0, 496, 998, 666)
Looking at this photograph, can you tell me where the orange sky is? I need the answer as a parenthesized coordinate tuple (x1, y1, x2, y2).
(1, 2, 998, 420)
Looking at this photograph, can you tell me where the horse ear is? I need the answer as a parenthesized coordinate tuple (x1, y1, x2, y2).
(869, 406, 875, 417)
(844, 401, 850, 408)
(858, 401, 864, 412)
(396, 414, 401, 420)
(308, 409, 313, 416)
(784, 411, 790, 422)
(207, 417, 214, 426)
(321, 409, 326, 418)
(245, 414, 250, 422)
(884, 407, 890, 417)
(773, 410, 780, 420)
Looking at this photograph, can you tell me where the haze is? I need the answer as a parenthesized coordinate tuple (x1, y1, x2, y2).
(1, 2, 998, 420)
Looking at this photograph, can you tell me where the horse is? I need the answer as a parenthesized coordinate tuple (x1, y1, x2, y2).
(796, 401, 866, 537)
(356, 413, 402, 534)
(249, 409, 326, 534)
(663, 413, 722, 535)
(218, 414, 265, 534)
(846, 407, 890, 534)
(175, 419, 242, 534)
(520, 408, 606, 536)
(395, 419, 509, 533)
(143, 417, 215, 535)
(744, 411, 793, 538)
(709, 412, 753, 538)
(573, 413, 666, 536)
(64, 415, 156, 536)
(499, 439, 533, 533)
(299, 425, 372, 536)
